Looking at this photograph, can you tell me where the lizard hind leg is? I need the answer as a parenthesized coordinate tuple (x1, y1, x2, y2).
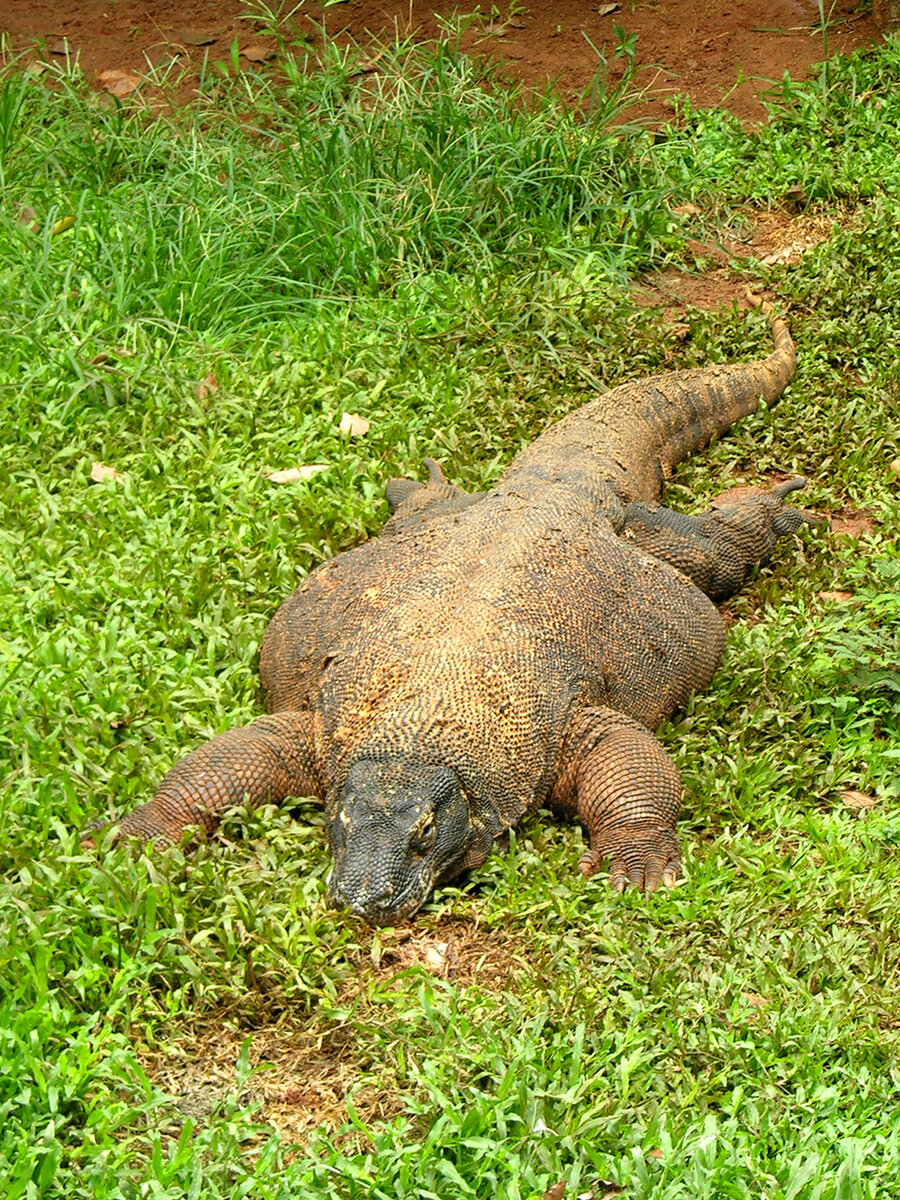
(555, 708, 683, 893)
(621, 476, 819, 602)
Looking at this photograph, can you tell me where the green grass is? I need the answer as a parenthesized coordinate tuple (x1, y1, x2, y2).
(2, 26, 900, 1200)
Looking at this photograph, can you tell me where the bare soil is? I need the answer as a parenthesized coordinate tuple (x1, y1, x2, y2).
(1, 0, 883, 122)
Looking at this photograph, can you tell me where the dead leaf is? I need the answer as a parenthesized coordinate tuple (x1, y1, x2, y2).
(648, 1148, 664, 1160)
(542, 1183, 567, 1200)
(241, 44, 276, 62)
(49, 38, 72, 56)
(51, 216, 75, 236)
(671, 202, 702, 216)
(197, 373, 219, 401)
(818, 590, 853, 603)
(783, 184, 810, 210)
(890, 458, 900, 477)
(842, 790, 879, 810)
(17, 205, 39, 232)
(266, 465, 330, 483)
(349, 49, 386, 76)
(339, 412, 370, 437)
(176, 28, 224, 46)
(421, 938, 458, 976)
(90, 462, 125, 483)
(741, 991, 767, 1008)
(597, 3, 620, 15)
(97, 68, 141, 97)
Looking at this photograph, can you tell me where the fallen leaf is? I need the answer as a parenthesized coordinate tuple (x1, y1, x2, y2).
(97, 68, 141, 97)
(90, 462, 125, 483)
(671, 202, 702, 216)
(240, 43, 276, 62)
(51, 216, 75, 236)
(818, 590, 853, 603)
(49, 38, 72, 56)
(597, 3, 620, 14)
(842, 790, 879, 810)
(90, 353, 109, 366)
(890, 457, 900, 477)
(339, 412, 370, 437)
(741, 991, 767, 1008)
(17, 205, 39, 232)
(648, 1148, 664, 1160)
(197, 373, 219, 401)
(176, 28, 224, 46)
(423, 940, 454, 974)
(783, 184, 810, 209)
(349, 48, 386, 75)
(266, 465, 330, 483)
(542, 1183, 566, 1200)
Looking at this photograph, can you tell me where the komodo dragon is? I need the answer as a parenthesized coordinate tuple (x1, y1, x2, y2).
(100, 295, 815, 925)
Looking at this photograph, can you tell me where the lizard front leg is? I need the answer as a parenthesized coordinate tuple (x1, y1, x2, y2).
(90, 709, 323, 848)
(553, 707, 682, 892)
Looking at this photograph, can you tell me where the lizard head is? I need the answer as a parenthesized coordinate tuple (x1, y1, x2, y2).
(325, 758, 475, 926)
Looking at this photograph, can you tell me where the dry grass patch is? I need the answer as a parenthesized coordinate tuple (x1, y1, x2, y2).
(357, 916, 531, 989)
(137, 919, 527, 1147)
(141, 1013, 399, 1145)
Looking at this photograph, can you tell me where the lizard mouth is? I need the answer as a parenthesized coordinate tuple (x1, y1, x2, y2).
(326, 872, 431, 926)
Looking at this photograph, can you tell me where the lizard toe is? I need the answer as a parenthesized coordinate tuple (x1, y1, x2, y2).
(578, 848, 604, 879)
(580, 834, 681, 894)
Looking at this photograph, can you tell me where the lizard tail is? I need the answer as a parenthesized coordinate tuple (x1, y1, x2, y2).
(644, 289, 796, 492)
(501, 290, 797, 505)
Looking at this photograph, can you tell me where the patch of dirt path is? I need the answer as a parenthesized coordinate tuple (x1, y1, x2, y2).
(1, 0, 883, 122)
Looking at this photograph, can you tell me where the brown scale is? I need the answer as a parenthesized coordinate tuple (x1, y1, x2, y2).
(97, 295, 816, 923)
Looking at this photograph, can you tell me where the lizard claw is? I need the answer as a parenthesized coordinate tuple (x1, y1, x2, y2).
(579, 835, 681, 894)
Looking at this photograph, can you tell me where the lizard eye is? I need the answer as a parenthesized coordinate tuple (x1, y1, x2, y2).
(410, 819, 436, 856)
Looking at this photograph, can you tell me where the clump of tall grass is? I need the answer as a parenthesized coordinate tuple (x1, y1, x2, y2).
(0, 37, 677, 354)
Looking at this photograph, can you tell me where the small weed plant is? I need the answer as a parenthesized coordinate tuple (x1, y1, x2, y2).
(1, 25, 899, 1200)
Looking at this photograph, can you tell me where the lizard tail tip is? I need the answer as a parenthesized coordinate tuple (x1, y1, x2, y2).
(745, 287, 772, 315)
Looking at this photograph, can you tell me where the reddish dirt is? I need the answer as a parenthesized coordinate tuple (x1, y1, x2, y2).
(1, 0, 883, 123)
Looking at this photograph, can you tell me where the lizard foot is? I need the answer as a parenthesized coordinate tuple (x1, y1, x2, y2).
(579, 829, 681, 893)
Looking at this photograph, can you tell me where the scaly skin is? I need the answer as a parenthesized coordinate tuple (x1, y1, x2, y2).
(98, 295, 813, 924)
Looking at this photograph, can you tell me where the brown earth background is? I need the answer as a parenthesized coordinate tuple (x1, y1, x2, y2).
(0, 0, 886, 122)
